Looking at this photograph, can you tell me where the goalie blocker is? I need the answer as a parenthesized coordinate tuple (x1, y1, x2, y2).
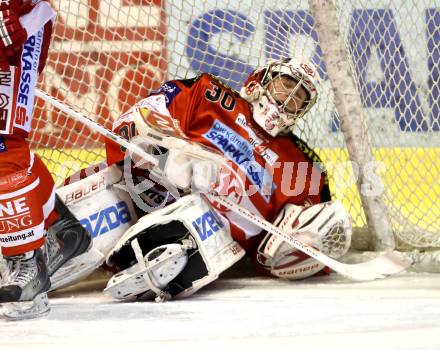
(104, 194, 245, 301)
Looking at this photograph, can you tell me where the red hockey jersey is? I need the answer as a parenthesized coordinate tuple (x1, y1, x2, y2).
(106, 73, 329, 246)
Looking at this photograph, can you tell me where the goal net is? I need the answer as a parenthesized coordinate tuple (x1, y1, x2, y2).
(31, 0, 439, 253)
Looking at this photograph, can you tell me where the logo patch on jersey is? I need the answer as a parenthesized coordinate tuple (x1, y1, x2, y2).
(204, 120, 276, 202)
(0, 135, 6, 152)
(14, 29, 44, 132)
(235, 114, 279, 166)
(151, 82, 181, 107)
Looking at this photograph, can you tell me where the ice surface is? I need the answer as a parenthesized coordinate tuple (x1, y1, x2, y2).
(1, 271, 440, 350)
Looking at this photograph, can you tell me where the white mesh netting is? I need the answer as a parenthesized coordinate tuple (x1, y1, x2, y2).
(31, 0, 439, 250)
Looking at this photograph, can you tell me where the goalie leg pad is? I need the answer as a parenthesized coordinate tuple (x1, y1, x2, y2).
(49, 164, 138, 290)
(105, 240, 190, 301)
(105, 194, 245, 301)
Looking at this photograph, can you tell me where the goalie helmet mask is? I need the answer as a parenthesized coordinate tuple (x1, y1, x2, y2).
(240, 58, 319, 137)
(104, 194, 244, 302)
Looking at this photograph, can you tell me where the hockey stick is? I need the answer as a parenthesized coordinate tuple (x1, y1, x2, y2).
(34, 89, 160, 168)
(36, 90, 412, 281)
(205, 194, 412, 281)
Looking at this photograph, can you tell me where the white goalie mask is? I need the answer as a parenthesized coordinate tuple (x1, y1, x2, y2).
(240, 58, 319, 137)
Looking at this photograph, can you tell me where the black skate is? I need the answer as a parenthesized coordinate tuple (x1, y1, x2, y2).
(45, 195, 92, 277)
(0, 249, 51, 320)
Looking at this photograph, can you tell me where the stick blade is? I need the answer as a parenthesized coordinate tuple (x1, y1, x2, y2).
(338, 251, 413, 281)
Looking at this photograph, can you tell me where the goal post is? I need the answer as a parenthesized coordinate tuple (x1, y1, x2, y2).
(31, 0, 439, 257)
(309, 0, 395, 251)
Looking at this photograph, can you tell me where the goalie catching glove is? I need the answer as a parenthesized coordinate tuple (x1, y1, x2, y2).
(256, 200, 352, 280)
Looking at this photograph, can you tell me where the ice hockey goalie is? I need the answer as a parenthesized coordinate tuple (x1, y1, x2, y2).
(100, 57, 353, 300)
